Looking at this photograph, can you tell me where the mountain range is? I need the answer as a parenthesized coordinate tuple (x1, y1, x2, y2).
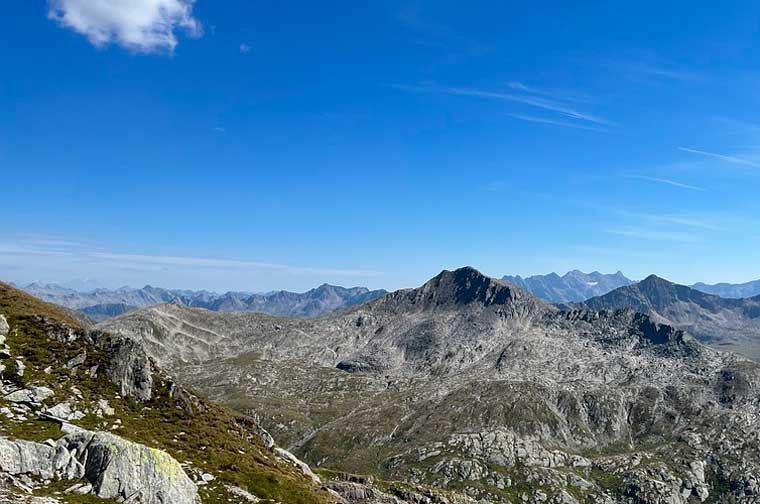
(19, 282, 388, 322)
(502, 270, 760, 303)
(501, 270, 634, 303)
(97, 266, 760, 503)
(581, 274, 760, 360)
(18, 271, 760, 323)
(690, 279, 760, 299)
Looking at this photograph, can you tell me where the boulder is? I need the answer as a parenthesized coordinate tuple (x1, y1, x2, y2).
(66, 352, 87, 370)
(63, 430, 198, 504)
(46, 402, 86, 421)
(0, 428, 197, 504)
(4, 387, 54, 405)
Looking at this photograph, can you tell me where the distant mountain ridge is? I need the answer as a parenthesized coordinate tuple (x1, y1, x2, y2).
(502, 270, 760, 303)
(502, 270, 634, 303)
(691, 279, 760, 299)
(581, 274, 760, 359)
(20, 282, 388, 322)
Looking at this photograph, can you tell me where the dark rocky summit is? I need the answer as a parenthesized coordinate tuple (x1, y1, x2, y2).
(100, 267, 760, 503)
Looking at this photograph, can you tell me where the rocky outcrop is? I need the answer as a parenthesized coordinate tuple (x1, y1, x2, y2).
(90, 332, 154, 401)
(0, 437, 83, 481)
(63, 427, 198, 504)
(0, 427, 197, 504)
(0, 280, 343, 504)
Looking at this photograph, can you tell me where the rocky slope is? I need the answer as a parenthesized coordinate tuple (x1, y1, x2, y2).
(582, 275, 760, 360)
(501, 271, 633, 303)
(0, 280, 364, 504)
(21, 283, 387, 322)
(101, 267, 760, 503)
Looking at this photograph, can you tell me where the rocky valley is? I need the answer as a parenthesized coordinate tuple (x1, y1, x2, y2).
(0, 281, 448, 504)
(91, 267, 760, 503)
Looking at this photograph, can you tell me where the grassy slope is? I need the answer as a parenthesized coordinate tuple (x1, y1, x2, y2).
(0, 282, 338, 504)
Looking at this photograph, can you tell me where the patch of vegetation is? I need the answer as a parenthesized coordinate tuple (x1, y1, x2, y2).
(589, 466, 624, 496)
(0, 416, 63, 442)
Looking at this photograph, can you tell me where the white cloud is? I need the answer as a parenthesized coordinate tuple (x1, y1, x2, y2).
(47, 0, 202, 53)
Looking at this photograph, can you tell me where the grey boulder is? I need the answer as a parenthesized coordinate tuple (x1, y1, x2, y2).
(4, 387, 54, 405)
(63, 429, 198, 504)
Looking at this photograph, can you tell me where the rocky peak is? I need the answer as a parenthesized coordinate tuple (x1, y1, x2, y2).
(633, 275, 722, 311)
(386, 267, 547, 316)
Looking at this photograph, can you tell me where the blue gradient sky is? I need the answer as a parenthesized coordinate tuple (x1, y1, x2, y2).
(2, 1, 760, 291)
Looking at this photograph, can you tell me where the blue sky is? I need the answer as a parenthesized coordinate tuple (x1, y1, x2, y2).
(2, 1, 760, 292)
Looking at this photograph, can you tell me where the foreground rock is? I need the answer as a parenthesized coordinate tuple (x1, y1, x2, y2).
(0, 426, 198, 504)
(64, 427, 198, 503)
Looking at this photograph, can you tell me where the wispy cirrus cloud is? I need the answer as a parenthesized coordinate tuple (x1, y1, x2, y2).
(607, 53, 703, 83)
(47, 0, 202, 53)
(612, 210, 723, 231)
(392, 83, 611, 126)
(625, 175, 706, 192)
(604, 228, 698, 243)
(506, 82, 594, 104)
(0, 236, 381, 290)
(623, 61, 699, 81)
(508, 113, 606, 132)
(678, 147, 760, 168)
